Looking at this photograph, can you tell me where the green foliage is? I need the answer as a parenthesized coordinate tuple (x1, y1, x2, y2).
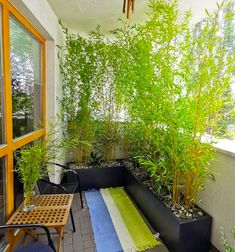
(88, 150, 103, 167)
(217, 1, 235, 138)
(138, 157, 171, 198)
(120, 0, 235, 208)
(58, 22, 122, 162)
(14, 122, 87, 194)
(15, 143, 48, 194)
(58, 0, 235, 208)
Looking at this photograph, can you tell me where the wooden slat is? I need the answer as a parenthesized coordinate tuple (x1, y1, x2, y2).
(0, 145, 9, 158)
(7, 194, 74, 227)
(13, 129, 45, 151)
(2, 2, 14, 218)
(5, 1, 45, 43)
(42, 43, 47, 136)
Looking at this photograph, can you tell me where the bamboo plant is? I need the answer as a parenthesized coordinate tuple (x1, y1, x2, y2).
(58, 0, 235, 210)
(15, 143, 48, 210)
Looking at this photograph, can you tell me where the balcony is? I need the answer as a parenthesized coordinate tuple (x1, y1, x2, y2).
(0, 0, 235, 251)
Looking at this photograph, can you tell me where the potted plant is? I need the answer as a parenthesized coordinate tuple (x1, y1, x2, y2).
(15, 143, 47, 212)
(14, 124, 64, 211)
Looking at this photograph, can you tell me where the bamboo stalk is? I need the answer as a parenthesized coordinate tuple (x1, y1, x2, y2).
(127, 0, 131, 19)
(123, 0, 126, 13)
(132, 0, 135, 12)
(123, 0, 134, 18)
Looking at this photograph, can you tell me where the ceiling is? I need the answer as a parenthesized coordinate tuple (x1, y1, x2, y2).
(47, 0, 225, 35)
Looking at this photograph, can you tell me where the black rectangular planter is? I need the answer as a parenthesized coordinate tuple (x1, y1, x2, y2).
(124, 167, 212, 252)
(76, 166, 125, 191)
(71, 165, 212, 252)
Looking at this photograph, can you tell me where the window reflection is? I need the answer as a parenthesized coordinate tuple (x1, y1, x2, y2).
(10, 17, 42, 138)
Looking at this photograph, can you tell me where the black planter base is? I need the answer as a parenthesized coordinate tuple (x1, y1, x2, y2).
(124, 168, 212, 252)
(76, 166, 125, 191)
(72, 165, 212, 252)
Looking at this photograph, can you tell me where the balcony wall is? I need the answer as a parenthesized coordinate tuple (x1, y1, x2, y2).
(198, 150, 235, 251)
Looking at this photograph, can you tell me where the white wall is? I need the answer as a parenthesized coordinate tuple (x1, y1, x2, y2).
(198, 150, 235, 251)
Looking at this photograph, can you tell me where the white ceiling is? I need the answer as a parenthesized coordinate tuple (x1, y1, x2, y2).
(47, 0, 225, 35)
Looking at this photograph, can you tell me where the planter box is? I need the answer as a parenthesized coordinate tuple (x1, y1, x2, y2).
(124, 167, 212, 252)
(68, 165, 212, 252)
(74, 166, 126, 191)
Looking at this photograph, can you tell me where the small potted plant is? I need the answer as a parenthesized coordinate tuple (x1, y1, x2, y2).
(14, 124, 82, 211)
(15, 143, 48, 212)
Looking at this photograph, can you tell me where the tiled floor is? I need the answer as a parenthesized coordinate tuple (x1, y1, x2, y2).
(44, 192, 169, 252)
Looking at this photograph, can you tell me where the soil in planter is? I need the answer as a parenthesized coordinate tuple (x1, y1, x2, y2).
(68, 160, 122, 170)
(123, 160, 204, 220)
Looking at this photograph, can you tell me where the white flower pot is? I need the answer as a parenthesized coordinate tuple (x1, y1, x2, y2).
(48, 164, 63, 184)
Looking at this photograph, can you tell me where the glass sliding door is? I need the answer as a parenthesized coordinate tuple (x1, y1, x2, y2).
(10, 17, 42, 139)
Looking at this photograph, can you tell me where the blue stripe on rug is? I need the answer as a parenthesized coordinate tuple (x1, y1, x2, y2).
(85, 190, 123, 252)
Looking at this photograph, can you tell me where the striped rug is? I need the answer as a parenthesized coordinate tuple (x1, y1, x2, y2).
(85, 187, 160, 252)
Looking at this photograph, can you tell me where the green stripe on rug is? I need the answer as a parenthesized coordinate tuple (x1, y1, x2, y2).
(108, 187, 160, 251)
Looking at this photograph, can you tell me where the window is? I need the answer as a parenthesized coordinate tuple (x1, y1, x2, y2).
(0, 0, 45, 226)
(0, 5, 4, 145)
(10, 17, 42, 138)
